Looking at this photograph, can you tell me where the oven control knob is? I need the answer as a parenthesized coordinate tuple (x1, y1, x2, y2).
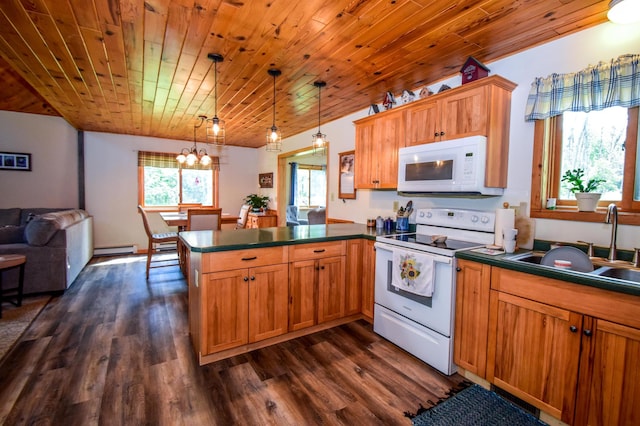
(424, 211, 432, 219)
(480, 216, 490, 224)
(470, 215, 479, 223)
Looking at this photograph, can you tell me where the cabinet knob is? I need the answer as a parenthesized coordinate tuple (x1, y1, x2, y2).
(456, 267, 462, 272)
(569, 325, 578, 333)
(243, 276, 249, 282)
(584, 329, 592, 337)
(320, 266, 325, 270)
(439, 131, 445, 136)
(250, 276, 255, 281)
(434, 132, 439, 137)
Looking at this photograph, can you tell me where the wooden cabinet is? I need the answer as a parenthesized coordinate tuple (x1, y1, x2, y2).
(344, 240, 363, 316)
(198, 246, 288, 357)
(354, 109, 404, 189)
(355, 75, 516, 189)
(484, 266, 640, 425)
(487, 291, 581, 423)
(453, 259, 491, 378)
(574, 319, 640, 426)
(247, 212, 278, 228)
(361, 239, 375, 320)
(288, 241, 346, 331)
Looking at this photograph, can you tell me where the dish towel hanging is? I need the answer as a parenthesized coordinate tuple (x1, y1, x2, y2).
(391, 249, 435, 297)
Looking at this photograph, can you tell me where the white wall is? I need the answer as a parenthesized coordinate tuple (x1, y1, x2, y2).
(84, 132, 258, 250)
(259, 22, 640, 251)
(0, 111, 78, 208)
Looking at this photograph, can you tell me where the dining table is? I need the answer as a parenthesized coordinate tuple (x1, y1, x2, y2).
(160, 211, 240, 229)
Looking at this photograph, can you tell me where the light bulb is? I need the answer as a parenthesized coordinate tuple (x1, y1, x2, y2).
(271, 130, 278, 141)
(176, 153, 186, 163)
(212, 122, 220, 134)
(200, 154, 212, 166)
(186, 152, 197, 166)
(608, 0, 640, 24)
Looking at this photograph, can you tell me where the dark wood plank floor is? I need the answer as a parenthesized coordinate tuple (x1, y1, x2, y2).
(0, 254, 466, 425)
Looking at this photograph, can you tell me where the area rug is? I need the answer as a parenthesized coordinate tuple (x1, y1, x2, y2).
(0, 295, 51, 362)
(407, 384, 547, 426)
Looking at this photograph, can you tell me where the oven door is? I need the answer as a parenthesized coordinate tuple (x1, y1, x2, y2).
(374, 241, 455, 337)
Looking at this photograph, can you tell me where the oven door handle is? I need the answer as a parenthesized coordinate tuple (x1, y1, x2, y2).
(374, 241, 452, 265)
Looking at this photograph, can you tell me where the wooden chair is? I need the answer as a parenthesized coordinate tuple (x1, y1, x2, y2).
(187, 207, 222, 231)
(178, 203, 202, 212)
(138, 205, 180, 279)
(236, 205, 250, 229)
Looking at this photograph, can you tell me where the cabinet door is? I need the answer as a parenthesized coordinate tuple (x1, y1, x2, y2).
(354, 119, 377, 189)
(201, 270, 249, 355)
(361, 239, 375, 320)
(344, 240, 362, 316)
(405, 100, 440, 146)
(317, 256, 346, 323)
(376, 110, 404, 188)
(289, 259, 317, 331)
(454, 259, 491, 377)
(440, 85, 488, 140)
(574, 318, 640, 426)
(248, 264, 288, 343)
(487, 291, 581, 423)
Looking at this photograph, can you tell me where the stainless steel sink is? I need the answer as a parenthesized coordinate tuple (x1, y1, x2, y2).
(590, 267, 640, 282)
(505, 252, 544, 264)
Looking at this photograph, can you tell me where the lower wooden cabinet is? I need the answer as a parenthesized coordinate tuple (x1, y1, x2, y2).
(345, 240, 363, 316)
(486, 291, 581, 423)
(361, 239, 375, 320)
(201, 263, 288, 355)
(453, 259, 491, 377)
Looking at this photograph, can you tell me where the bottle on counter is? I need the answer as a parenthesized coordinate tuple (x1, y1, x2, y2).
(376, 216, 384, 230)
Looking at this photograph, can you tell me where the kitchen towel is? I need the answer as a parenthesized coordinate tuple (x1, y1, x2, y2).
(494, 207, 515, 247)
(392, 249, 435, 297)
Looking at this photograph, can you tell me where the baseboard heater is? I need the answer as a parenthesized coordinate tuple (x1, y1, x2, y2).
(94, 245, 136, 256)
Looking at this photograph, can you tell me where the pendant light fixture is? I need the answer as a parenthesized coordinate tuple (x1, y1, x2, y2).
(607, 0, 640, 24)
(266, 68, 282, 152)
(176, 115, 212, 167)
(206, 53, 225, 145)
(312, 81, 327, 156)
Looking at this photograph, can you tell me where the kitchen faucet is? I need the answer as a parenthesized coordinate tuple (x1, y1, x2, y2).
(605, 203, 618, 261)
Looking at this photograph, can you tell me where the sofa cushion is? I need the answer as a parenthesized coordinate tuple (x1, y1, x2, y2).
(0, 225, 26, 244)
(24, 209, 88, 246)
(0, 208, 21, 227)
(20, 208, 71, 226)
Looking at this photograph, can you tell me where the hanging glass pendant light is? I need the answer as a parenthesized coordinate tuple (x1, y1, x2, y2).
(176, 115, 212, 166)
(206, 53, 225, 145)
(312, 81, 327, 156)
(266, 68, 282, 152)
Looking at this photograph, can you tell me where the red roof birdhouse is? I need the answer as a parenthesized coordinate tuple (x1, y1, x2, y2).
(460, 56, 489, 84)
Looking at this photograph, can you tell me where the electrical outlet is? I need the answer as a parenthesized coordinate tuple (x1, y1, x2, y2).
(393, 201, 399, 211)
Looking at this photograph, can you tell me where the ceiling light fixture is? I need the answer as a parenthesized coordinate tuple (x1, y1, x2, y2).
(206, 53, 225, 145)
(266, 68, 282, 152)
(176, 115, 212, 167)
(607, 0, 640, 24)
(312, 81, 327, 157)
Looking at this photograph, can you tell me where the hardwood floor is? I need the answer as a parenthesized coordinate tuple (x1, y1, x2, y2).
(0, 254, 466, 425)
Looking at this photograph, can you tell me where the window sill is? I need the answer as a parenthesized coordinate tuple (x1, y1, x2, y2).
(531, 207, 640, 226)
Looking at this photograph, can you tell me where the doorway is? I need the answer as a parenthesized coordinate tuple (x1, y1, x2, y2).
(277, 146, 328, 225)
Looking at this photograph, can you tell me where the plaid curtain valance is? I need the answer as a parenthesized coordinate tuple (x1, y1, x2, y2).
(137, 151, 219, 171)
(524, 53, 640, 121)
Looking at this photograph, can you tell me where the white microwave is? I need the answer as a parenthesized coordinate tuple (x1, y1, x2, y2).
(397, 136, 503, 196)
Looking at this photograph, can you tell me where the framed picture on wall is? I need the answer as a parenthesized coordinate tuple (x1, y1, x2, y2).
(0, 152, 31, 171)
(338, 150, 356, 199)
(259, 172, 273, 188)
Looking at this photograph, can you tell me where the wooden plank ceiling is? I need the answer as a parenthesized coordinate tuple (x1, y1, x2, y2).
(0, 0, 608, 149)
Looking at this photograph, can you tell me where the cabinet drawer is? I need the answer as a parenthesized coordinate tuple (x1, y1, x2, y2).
(288, 241, 345, 261)
(202, 246, 288, 272)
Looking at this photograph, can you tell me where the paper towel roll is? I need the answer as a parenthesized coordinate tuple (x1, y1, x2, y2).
(494, 208, 515, 247)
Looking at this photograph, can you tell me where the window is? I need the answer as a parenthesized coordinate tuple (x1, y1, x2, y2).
(295, 164, 326, 208)
(531, 107, 639, 223)
(138, 151, 218, 208)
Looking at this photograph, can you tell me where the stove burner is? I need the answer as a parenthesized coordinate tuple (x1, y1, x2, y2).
(384, 233, 484, 251)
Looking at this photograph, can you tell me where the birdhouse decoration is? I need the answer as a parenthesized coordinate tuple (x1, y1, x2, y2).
(401, 89, 415, 104)
(460, 56, 490, 84)
(382, 91, 396, 110)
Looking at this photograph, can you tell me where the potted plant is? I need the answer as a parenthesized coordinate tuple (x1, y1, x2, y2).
(244, 194, 270, 212)
(561, 168, 605, 212)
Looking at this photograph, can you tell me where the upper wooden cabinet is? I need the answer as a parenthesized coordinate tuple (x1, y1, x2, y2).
(354, 109, 404, 189)
(355, 75, 516, 189)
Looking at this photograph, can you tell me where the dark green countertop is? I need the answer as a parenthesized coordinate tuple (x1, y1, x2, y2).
(179, 223, 393, 253)
(457, 249, 640, 298)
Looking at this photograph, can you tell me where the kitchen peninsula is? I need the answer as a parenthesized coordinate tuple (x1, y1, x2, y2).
(179, 224, 378, 365)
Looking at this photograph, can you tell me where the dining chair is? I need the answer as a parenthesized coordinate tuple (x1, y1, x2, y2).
(236, 205, 250, 229)
(178, 203, 202, 212)
(307, 207, 326, 224)
(187, 207, 222, 231)
(138, 205, 180, 279)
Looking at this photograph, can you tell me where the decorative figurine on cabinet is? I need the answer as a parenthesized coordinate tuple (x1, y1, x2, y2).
(382, 91, 395, 110)
(401, 89, 415, 104)
(460, 56, 490, 84)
